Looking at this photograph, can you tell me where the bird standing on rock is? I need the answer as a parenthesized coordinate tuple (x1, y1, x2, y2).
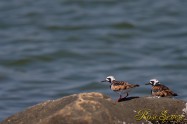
(101, 76, 140, 102)
(145, 79, 178, 97)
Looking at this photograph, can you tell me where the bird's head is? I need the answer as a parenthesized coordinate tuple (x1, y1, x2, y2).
(101, 76, 115, 83)
(145, 79, 160, 86)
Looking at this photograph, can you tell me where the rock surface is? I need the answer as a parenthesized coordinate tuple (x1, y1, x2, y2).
(1, 92, 187, 124)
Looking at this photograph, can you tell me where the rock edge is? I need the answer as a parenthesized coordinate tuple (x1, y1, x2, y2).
(1, 92, 187, 124)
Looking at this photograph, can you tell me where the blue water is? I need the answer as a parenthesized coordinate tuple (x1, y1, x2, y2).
(0, 0, 187, 121)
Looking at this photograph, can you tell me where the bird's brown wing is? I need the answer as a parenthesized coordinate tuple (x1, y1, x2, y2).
(152, 85, 169, 92)
(111, 81, 128, 91)
(111, 81, 139, 91)
(153, 90, 176, 97)
(160, 84, 170, 90)
(152, 85, 177, 97)
(112, 81, 129, 85)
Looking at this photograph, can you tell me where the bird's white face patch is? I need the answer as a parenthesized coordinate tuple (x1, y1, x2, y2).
(106, 76, 115, 82)
(150, 79, 160, 86)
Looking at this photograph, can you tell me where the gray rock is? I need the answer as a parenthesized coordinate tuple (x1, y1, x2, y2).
(1, 92, 187, 124)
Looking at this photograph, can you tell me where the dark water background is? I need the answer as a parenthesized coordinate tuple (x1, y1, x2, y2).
(0, 0, 187, 121)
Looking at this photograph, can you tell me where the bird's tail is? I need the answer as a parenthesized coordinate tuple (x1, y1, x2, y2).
(173, 93, 178, 96)
(134, 84, 140, 87)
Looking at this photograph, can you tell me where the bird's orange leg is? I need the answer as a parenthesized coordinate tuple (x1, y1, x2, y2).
(117, 95, 122, 102)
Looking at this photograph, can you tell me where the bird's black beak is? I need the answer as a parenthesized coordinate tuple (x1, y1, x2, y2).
(101, 80, 107, 82)
(145, 82, 151, 85)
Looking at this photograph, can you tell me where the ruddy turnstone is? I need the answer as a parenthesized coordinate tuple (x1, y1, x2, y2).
(101, 76, 139, 102)
(145, 79, 178, 97)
